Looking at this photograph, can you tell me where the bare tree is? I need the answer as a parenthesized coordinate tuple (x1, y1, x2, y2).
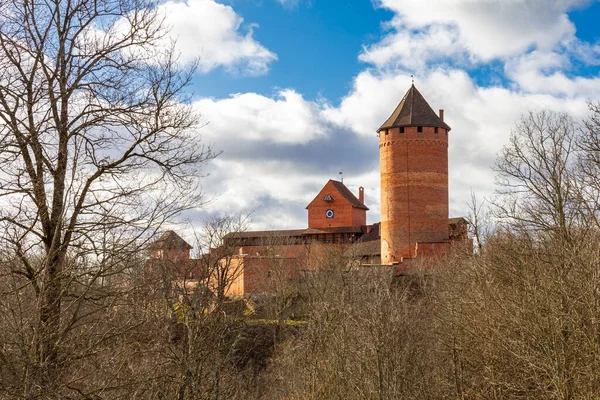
(493, 110, 581, 240)
(575, 100, 600, 230)
(145, 214, 252, 400)
(466, 189, 490, 253)
(436, 109, 600, 399)
(0, 0, 214, 396)
(195, 214, 250, 307)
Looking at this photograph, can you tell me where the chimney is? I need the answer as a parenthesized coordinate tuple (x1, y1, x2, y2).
(439, 109, 444, 122)
(359, 186, 364, 204)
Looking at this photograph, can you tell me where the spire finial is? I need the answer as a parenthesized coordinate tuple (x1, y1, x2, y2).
(411, 74, 414, 85)
(339, 171, 343, 183)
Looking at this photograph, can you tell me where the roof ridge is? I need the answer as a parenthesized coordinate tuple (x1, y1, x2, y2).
(408, 84, 414, 125)
(330, 180, 369, 210)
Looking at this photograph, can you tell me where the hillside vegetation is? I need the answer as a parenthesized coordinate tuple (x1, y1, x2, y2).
(3, 108, 600, 399)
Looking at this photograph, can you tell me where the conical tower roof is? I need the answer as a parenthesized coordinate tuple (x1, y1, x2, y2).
(378, 84, 451, 132)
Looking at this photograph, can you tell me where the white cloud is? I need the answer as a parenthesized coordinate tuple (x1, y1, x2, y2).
(505, 49, 600, 96)
(571, 40, 600, 65)
(363, 0, 588, 68)
(195, 89, 329, 145)
(190, 89, 335, 228)
(199, 157, 377, 230)
(194, 65, 596, 230)
(185, 0, 600, 232)
(323, 70, 408, 137)
(159, 0, 277, 75)
(189, 89, 379, 230)
(359, 23, 465, 69)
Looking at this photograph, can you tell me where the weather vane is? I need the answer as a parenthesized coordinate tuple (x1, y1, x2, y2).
(339, 171, 343, 183)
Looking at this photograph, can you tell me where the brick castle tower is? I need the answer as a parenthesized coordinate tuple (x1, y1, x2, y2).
(378, 84, 451, 264)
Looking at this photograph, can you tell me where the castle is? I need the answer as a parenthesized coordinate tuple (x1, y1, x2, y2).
(147, 84, 469, 295)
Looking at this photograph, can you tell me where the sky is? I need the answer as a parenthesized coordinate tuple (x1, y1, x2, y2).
(160, 0, 600, 232)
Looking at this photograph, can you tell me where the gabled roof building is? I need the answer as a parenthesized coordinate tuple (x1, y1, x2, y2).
(306, 179, 368, 229)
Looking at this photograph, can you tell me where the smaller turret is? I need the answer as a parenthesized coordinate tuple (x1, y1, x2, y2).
(148, 230, 192, 261)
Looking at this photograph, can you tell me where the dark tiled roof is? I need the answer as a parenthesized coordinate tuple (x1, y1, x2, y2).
(378, 84, 451, 132)
(359, 222, 380, 242)
(224, 229, 307, 240)
(344, 223, 380, 257)
(149, 230, 193, 250)
(226, 226, 364, 239)
(303, 226, 364, 234)
(329, 180, 369, 210)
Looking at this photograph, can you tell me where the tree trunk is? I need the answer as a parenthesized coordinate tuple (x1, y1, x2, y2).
(38, 253, 63, 393)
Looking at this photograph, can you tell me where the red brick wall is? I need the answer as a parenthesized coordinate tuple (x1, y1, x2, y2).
(380, 126, 449, 263)
(149, 248, 190, 261)
(242, 257, 300, 295)
(144, 258, 202, 282)
(238, 242, 356, 294)
(416, 241, 451, 258)
(352, 207, 367, 226)
(240, 244, 308, 294)
(308, 203, 355, 228)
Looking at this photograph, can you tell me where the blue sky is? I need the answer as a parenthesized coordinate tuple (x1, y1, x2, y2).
(191, 1, 394, 101)
(157, 0, 600, 232)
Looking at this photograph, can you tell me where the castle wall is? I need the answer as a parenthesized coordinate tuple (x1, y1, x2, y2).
(242, 256, 299, 295)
